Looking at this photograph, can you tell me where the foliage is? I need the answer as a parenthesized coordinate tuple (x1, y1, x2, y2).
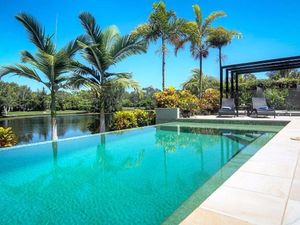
(198, 88, 220, 113)
(207, 27, 241, 49)
(0, 13, 83, 140)
(238, 76, 299, 107)
(154, 87, 200, 113)
(69, 12, 146, 132)
(132, 1, 185, 90)
(154, 87, 178, 108)
(182, 69, 219, 95)
(133, 109, 149, 127)
(177, 90, 199, 112)
(0, 127, 17, 147)
(110, 111, 138, 130)
(176, 5, 225, 95)
(267, 69, 300, 80)
(110, 109, 153, 130)
(122, 86, 160, 109)
(239, 91, 253, 106)
(264, 89, 289, 109)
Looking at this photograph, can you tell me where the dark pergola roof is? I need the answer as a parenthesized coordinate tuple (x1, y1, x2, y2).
(219, 56, 300, 110)
(223, 56, 300, 74)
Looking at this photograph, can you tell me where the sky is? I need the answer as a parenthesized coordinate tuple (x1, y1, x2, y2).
(1, 0, 300, 91)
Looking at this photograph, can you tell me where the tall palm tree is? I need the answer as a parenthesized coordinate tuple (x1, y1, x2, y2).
(207, 27, 241, 73)
(0, 13, 82, 141)
(132, 1, 185, 90)
(176, 5, 225, 96)
(69, 12, 147, 132)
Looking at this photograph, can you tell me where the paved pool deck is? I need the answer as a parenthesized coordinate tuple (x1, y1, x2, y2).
(180, 116, 300, 225)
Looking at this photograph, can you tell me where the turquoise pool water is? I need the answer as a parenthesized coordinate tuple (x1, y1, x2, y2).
(0, 122, 282, 225)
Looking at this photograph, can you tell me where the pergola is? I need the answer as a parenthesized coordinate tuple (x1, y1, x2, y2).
(220, 56, 300, 107)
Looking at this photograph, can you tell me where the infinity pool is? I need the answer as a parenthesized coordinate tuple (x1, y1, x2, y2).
(0, 122, 283, 225)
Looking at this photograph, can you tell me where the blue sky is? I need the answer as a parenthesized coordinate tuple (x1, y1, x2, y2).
(1, 0, 300, 91)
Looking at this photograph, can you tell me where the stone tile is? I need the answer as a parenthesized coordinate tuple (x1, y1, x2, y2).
(180, 208, 251, 225)
(282, 200, 300, 225)
(295, 162, 300, 180)
(259, 142, 300, 154)
(251, 149, 298, 163)
(223, 171, 291, 198)
(239, 160, 296, 178)
(201, 186, 286, 225)
(290, 180, 300, 201)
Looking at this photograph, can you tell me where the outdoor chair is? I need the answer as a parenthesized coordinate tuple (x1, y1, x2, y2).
(251, 97, 276, 118)
(218, 98, 237, 117)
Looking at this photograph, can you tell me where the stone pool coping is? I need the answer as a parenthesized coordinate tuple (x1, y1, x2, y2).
(180, 117, 300, 225)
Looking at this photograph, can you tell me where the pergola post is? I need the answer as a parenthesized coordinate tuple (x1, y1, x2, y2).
(220, 67, 223, 107)
(230, 71, 234, 98)
(225, 69, 229, 98)
(235, 72, 239, 107)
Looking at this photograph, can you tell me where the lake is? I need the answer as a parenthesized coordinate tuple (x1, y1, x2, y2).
(0, 114, 102, 145)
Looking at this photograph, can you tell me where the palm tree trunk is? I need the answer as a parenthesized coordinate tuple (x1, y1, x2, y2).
(199, 55, 203, 97)
(219, 47, 222, 74)
(99, 108, 106, 133)
(50, 90, 58, 141)
(162, 37, 166, 90)
(99, 96, 106, 133)
(219, 47, 223, 103)
(2, 106, 8, 117)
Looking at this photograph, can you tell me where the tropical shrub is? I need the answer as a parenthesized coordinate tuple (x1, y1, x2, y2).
(111, 109, 154, 130)
(154, 87, 200, 113)
(154, 87, 178, 108)
(264, 89, 288, 109)
(110, 111, 138, 130)
(133, 109, 149, 127)
(239, 91, 253, 106)
(0, 127, 17, 147)
(198, 89, 220, 113)
(177, 90, 200, 113)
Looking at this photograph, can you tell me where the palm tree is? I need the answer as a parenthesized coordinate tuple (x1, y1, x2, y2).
(132, 1, 185, 90)
(177, 5, 225, 97)
(207, 27, 241, 73)
(69, 12, 147, 132)
(0, 13, 82, 141)
(182, 68, 219, 95)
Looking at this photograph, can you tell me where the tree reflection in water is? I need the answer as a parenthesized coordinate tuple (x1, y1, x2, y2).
(0, 115, 100, 145)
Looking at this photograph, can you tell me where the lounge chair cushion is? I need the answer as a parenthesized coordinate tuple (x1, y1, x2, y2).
(258, 106, 269, 110)
(221, 106, 232, 110)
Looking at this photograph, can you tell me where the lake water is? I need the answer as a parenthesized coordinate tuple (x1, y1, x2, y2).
(0, 115, 101, 145)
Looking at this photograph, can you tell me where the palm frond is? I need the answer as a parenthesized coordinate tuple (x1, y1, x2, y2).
(71, 61, 98, 76)
(21, 50, 38, 65)
(192, 5, 202, 29)
(77, 40, 107, 73)
(105, 72, 132, 79)
(105, 77, 141, 92)
(79, 12, 101, 43)
(110, 34, 147, 64)
(202, 11, 226, 35)
(68, 74, 101, 92)
(16, 13, 46, 50)
(62, 35, 87, 58)
(0, 64, 44, 84)
(102, 26, 120, 52)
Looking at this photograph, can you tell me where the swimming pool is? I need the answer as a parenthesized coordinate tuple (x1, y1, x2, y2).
(0, 122, 284, 225)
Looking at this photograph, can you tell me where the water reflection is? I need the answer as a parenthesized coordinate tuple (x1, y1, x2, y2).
(0, 115, 101, 145)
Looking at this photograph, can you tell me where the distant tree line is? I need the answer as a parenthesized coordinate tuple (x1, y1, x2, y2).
(0, 81, 161, 116)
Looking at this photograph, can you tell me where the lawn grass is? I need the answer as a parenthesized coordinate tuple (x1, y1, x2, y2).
(5, 110, 90, 117)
